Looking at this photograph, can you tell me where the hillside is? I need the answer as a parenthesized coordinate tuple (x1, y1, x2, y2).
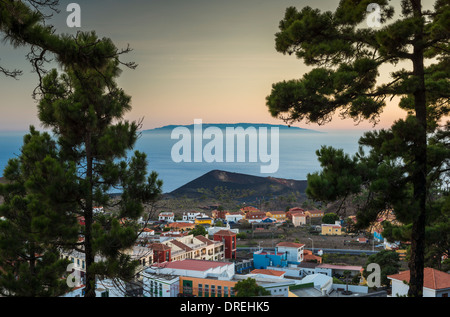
(168, 169, 308, 202)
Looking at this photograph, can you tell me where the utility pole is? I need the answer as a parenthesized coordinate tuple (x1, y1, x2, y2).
(308, 238, 314, 254)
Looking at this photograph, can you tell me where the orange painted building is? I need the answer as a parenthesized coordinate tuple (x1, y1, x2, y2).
(179, 276, 236, 297)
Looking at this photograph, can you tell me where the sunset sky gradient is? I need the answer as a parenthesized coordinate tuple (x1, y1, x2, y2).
(0, 0, 417, 132)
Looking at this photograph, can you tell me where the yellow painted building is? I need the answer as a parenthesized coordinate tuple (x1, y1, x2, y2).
(305, 210, 324, 218)
(321, 223, 342, 235)
(194, 217, 213, 226)
(266, 211, 287, 222)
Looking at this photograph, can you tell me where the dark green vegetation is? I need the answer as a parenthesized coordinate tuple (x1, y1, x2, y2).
(0, 1, 162, 297)
(267, 0, 449, 297)
(362, 250, 402, 287)
(169, 169, 308, 203)
(233, 277, 271, 297)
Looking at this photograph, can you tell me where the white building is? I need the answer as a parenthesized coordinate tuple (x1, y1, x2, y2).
(142, 272, 180, 297)
(207, 224, 239, 237)
(388, 268, 450, 297)
(158, 212, 175, 223)
(225, 212, 245, 223)
(61, 278, 134, 297)
(292, 213, 307, 226)
(300, 273, 334, 296)
(276, 242, 305, 263)
(140, 228, 155, 238)
(182, 211, 208, 222)
(315, 264, 363, 279)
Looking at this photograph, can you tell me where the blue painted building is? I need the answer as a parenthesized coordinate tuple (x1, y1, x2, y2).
(253, 249, 288, 269)
(373, 230, 383, 241)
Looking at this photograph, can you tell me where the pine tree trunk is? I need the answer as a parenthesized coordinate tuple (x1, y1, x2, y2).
(408, 0, 427, 297)
(84, 132, 96, 297)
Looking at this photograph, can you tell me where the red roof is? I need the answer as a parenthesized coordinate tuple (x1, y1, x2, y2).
(318, 264, 363, 271)
(152, 259, 231, 271)
(241, 206, 259, 212)
(388, 268, 450, 290)
(277, 242, 305, 248)
(150, 243, 171, 251)
(251, 269, 286, 277)
(168, 222, 194, 229)
(289, 207, 305, 212)
(195, 235, 214, 245)
(269, 211, 286, 215)
(214, 230, 236, 237)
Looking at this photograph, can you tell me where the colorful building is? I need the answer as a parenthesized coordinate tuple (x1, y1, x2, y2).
(194, 217, 213, 226)
(388, 268, 450, 297)
(180, 276, 236, 297)
(240, 206, 260, 213)
(266, 211, 287, 222)
(303, 249, 322, 263)
(158, 234, 224, 262)
(212, 209, 229, 220)
(321, 222, 342, 235)
(245, 211, 266, 223)
(150, 243, 172, 264)
(305, 209, 324, 219)
(148, 259, 236, 297)
(253, 249, 288, 269)
(166, 222, 196, 232)
(213, 230, 237, 259)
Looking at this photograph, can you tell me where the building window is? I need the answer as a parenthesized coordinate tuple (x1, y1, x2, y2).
(224, 286, 229, 297)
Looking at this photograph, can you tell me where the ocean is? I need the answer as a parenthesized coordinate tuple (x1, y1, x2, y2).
(0, 128, 368, 193)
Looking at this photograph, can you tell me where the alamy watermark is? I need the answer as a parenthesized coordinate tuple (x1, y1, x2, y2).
(366, 263, 381, 288)
(66, 263, 81, 288)
(66, 3, 81, 28)
(170, 119, 280, 174)
(367, 3, 382, 28)
(65, 3, 382, 29)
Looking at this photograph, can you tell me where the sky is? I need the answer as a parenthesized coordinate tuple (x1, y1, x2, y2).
(0, 0, 414, 132)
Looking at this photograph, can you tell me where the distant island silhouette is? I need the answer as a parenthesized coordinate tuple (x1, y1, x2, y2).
(143, 122, 322, 133)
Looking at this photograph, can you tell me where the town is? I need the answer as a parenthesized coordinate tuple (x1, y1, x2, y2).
(60, 205, 450, 298)
(0, 0, 448, 303)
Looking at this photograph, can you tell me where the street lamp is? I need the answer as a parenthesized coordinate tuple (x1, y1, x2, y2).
(308, 238, 314, 254)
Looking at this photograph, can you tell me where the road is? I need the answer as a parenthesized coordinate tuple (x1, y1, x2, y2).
(237, 247, 379, 256)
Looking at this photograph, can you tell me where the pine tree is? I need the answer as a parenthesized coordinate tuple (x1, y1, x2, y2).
(1, 2, 156, 297)
(36, 31, 162, 297)
(1, 1, 136, 83)
(0, 127, 79, 296)
(266, 0, 449, 296)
